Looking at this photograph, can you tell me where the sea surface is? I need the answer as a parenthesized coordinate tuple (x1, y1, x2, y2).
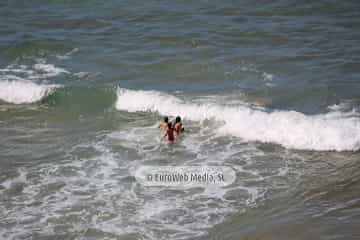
(1, 1, 360, 239)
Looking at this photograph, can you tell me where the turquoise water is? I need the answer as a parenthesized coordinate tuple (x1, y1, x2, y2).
(1, 1, 360, 239)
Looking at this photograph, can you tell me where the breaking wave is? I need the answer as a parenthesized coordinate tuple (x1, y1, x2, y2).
(0, 60, 66, 104)
(0, 79, 60, 104)
(116, 88, 360, 151)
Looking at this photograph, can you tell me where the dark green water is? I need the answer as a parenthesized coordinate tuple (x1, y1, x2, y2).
(1, 1, 360, 239)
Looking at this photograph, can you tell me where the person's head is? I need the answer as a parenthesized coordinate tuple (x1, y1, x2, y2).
(175, 116, 181, 123)
(164, 116, 168, 123)
(167, 122, 172, 129)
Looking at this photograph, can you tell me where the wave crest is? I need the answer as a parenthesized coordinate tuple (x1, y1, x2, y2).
(0, 60, 67, 104)
(0, 79, 60, 104)
(116, 88, 360, 151)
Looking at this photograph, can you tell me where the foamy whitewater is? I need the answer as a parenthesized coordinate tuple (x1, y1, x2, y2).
(33, 61, 69, 78)
(0, 60, 66, 104)
(116, 88, 360, 151)
(0, 79, 59, 104)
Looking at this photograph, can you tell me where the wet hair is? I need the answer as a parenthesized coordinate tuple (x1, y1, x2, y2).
(164, 116, 168, 122)
(175, 116, 181, 123)
(167, 122, 172, 129)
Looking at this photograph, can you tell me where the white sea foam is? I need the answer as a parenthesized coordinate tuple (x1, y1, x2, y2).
(116, 88, 360, 151)
(55, 48, 79, 60)
(0, 133, 279, 240)
(0, 168, 27, 190)
(33, 62, 69, 78)
(262, 72, 274, 82)
(0, 79, 60, 104)
(0, 60, 67, 104)
(0, 67, 34, 75)
(1, 60, 69, 80)
(73, 71, 90, 78)
(327, 101, 359, 116)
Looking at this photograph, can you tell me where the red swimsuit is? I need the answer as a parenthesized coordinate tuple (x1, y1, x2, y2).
(167, 129, 175, 143)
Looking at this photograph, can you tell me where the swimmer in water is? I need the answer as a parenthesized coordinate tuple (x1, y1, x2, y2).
(173, 116, 184, 135)
(159, 116, 169, 133)
(161, 122, 175, 143)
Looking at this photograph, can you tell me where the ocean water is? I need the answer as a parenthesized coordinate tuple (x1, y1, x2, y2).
(1, 1, 360, 239)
